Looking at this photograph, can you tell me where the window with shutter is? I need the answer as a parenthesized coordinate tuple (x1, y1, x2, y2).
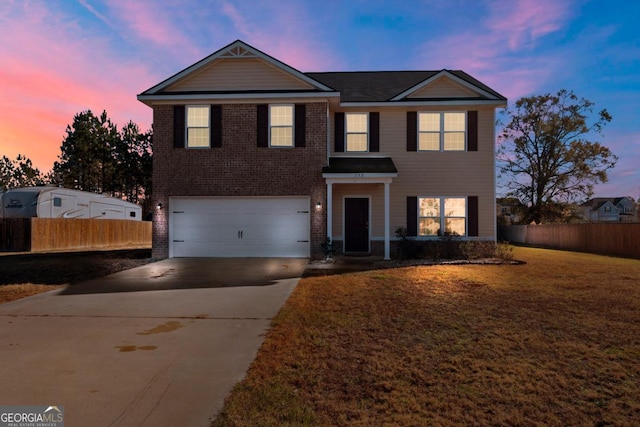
(409, 196, 475, 237)
(269, 104, 294, 147)
(185, 105, 210, 148)
(417, 112, 466, 151)
(345, 113, 368, 152)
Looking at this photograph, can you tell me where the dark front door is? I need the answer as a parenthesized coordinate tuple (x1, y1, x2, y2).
(344, 198, 369, 253)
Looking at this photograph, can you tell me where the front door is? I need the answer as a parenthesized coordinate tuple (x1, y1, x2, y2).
(344, 197, 369, 253)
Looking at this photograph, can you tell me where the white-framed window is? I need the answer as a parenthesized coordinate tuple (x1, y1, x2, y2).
(186, 105, 210, 148)
(418, 196, 467, 236)
(345, 112, 368, 152)
(418, 112, 466, 151)
(270, 104, 294, 147)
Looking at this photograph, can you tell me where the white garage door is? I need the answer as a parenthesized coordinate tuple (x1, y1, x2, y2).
(170, 197, 310, 258)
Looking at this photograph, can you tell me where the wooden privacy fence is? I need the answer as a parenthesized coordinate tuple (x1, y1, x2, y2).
(499, 223, 640, 259)
(0, 218, 32, 251)
(1, 218, 152, 253)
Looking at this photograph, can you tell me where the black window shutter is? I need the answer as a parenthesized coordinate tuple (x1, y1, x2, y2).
(369, 112, 379, 152)
(407, 196, 418, 236)
(467, 110, 478, 151)
(295, 104, 306, 148)
(468, 196, 479, 236)
(334, 112, 344, 152)
(210, 105, 222, 148)
(257, 104, 268, 147)
(173, 105, 185, 148)
(407, 111, 417, 151)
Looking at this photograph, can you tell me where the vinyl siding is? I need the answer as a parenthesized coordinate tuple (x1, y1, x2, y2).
(166, 58, 315, 92)
(329, 106, 496, 239)
(407, 77, 478, 98)
(330, 184, 385, 238)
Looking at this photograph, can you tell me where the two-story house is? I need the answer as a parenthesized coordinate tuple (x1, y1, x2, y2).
(580, 197, 639, 223)
(496, 197, 524, 225)
(138, 40, 507, 260)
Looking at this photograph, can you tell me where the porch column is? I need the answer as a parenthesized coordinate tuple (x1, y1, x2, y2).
(384, 181, 390, 260)
(326, 181, 333, 245)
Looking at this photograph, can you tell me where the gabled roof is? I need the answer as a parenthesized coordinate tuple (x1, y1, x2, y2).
(306, 71, 433, 102)
(306, 70, 506, 103)
(138, 40, 506, 107)
(139, 40, 334, 96)
(581, 197, 635, 211)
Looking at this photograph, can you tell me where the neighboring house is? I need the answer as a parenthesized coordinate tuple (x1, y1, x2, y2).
(138, 40, 507, 260)
(496, 197, 524, 225)
(580, 197, 639, 223)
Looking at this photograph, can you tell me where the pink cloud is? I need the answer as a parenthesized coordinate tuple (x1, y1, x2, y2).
(485, 0, 571, 50)
(106, 1, 170, 45)
(0, 1, 155, 172)
(416, 0, 573, 101)
(220, 1, 256, 40)
(219, 1, 341, 71)
(104, 0, 202, 61)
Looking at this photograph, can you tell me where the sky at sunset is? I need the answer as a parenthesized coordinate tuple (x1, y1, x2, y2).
(1, 0, 638, 199)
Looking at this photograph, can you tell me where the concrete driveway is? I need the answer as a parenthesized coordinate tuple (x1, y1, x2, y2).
(0, 258, 307, 426)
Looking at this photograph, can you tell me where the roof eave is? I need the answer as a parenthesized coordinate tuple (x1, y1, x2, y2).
(339, 99, 508, 108)
(322, 172, 398, 179)
(137, 91, 341, 106)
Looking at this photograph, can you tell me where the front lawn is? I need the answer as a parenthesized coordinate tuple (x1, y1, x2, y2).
(213, 247, 640, 426)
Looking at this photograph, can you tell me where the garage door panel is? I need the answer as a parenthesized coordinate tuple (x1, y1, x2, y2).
(170, 197, 310, 258)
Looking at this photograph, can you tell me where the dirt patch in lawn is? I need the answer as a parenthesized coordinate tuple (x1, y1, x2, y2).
(0, 250, 154, 304)
(213, 247, 640, 426)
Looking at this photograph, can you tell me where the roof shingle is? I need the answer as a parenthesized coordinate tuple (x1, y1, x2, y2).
(306, 70, 506, 102)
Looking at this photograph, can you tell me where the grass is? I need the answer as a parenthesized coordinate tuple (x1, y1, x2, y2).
(0, 283, 65, 304)
(0, 250, 153, 304)
(213, 247, 640, 426)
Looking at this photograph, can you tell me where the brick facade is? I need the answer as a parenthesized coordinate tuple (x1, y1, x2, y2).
(152, 102, 328, 259)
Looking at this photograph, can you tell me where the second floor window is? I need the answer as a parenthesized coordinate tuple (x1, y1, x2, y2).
(418, 112, 466, 151)
(346, 113, 368, 152)
(270, 105, 294, 147)
(186, 105, 210, 148)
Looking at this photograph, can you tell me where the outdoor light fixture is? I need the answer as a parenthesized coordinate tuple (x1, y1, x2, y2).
(156, 203, 163, 210)
(316, 201, 322, 210)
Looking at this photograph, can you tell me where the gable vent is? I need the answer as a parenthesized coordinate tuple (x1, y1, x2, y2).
(220, 46, 257, 58)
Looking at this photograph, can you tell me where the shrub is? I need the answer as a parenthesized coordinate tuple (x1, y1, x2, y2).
(434, 233, 462, 260)
(460, 240, 515, 261)
(495, 242, 514, 261)
(460, 240, 497, 260)
(395, 227, 421, 260)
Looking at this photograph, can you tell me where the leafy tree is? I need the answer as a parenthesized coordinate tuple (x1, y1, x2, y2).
(498, 89, 617, 224)
(0, 154, 45, 192)
(52, 110, 153, 215)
